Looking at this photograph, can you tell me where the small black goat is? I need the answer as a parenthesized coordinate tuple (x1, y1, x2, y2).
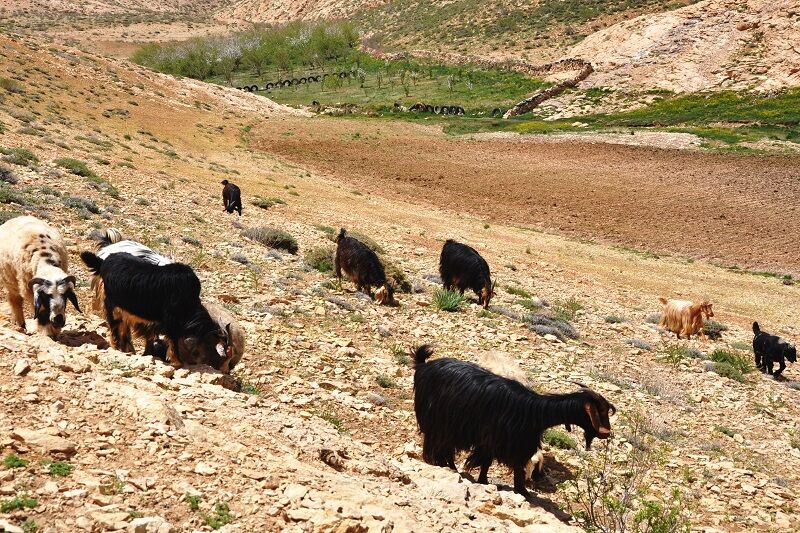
(80, 251, 226, 369)
(413, 345, 615, 497)
(753, 322, 797, 377)
(222, 179, 242, 216)
(334, 229, 394, 305)
(439, 239, 495, 308)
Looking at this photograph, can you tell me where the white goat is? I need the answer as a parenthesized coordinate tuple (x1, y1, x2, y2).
(0, 216, 80, 337)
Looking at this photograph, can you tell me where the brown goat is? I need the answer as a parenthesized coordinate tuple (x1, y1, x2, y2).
(658, 297, 714, 340)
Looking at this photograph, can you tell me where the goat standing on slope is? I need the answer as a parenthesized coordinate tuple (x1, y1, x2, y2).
(413, 345, 614, 497)
(658, 297, 714, 340)
(222, 180, 242, 216)
(334, 228, 395, 305)
(81, 251, 225, 369)
(0, 216, 81, 337)
(439, 239, 495, 308)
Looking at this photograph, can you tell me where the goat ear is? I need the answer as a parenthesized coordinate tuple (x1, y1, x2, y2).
(28, 277, 47, 290)
(584, 402, 601, 432)
(225, 323, 232, 338)
(66, 289, 82, 313)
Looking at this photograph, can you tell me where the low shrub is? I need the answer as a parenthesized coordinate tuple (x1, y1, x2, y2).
(54, 157, 96, 178)
(605, 315, 624, 323)
(62, 196, 100, 214)
(251, 196, 286, 209)
(0, 163, 18, 184)
(553, 297, 583, 321)
(433, 288, 465, 312)
(624, 338, 653, 351)
(704, 320, 728, 340)
(242, 226, 298, 254)
(1, 147, 38, 166)
(527, 313, 578, 340)
(543, 428, 577, 450)
(305, 246, 334, 272)
(709, 349, 753, 377)
(506, 285, 531, 298)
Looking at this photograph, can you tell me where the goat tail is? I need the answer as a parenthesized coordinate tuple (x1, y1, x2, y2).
(80, 251, 104, 274)
(89, 228, 124, 248)
(753, 322, 760, 335)
(658, 297, 668, 305)
(335, 227, 346, 242)
(412, 344, 434, 368)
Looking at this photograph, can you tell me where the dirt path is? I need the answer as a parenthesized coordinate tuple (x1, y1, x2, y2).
(255, 117, 800, 275)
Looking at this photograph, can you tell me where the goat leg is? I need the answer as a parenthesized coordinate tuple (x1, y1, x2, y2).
(513, 465, 530, 498)
(8, 289, 26, 331)
(164, 337, 184, 369)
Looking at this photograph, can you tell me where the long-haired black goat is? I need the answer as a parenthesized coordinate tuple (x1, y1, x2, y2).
(413, 345, 615, 497)
(334, 228, 394, 305)
(80, 251, 226, 369)
(439, 239, 495, 308)
(222, 179, 242, 216)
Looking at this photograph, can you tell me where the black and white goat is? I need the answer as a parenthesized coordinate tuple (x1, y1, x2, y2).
(439, 239, 495, 308)
(222, 180, 242, 216)
(81, 251, 224, 369)
(0, 216, 81, 337)
(87, 229, 244, 371)
(334, 228, 395, 305)
(413, 345, 615, 497)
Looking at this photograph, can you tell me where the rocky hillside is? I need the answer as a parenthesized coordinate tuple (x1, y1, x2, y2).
(570, 0, 800, 92)
(1, 30, 800, 533)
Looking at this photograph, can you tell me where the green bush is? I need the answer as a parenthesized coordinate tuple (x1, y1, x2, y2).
(251, 196, 286, 209)
(709, 349, 753, 381)
(2, 453, 29, 469)
(54, 157, 97, 178)
(1, 147, 38, 166)
(63, 196, 100, 214)
(243, 226, 298, 254)
(433, 288, 465, 312)
(543, 428, 576, 450)
(202, 502, 232, 530)
(0, 494, 37, 512)
(305, 246, 334, 272)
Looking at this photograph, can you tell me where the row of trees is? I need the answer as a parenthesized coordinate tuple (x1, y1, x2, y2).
(132, 21, 361, 83)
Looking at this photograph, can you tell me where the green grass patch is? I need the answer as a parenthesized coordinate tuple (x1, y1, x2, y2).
(506, 285, 531, 298)
(242, 226, 298, 254)
(543, 428, 577, 450)
(3, 453, 29, 469)
(54, 157, 97, 178)
(202, 502, 232, 530)
(433, 288, 465, 312)
(305, 246, 334, 272)
(184, 493, 201, 511)
(42, 459, 74, 477)
(1, 147, 38, 166)
(376, 375, 398, 389)
(708, 349, 754, 382)
(1, 494, 37, 512)
(320, 409, 346, 433)
(553, 297, 583, 321)
(251, 196, 286, 209)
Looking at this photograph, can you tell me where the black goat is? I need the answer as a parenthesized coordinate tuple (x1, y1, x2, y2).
(413, 345, 615, 497)
(222, 180, 242, 216)
(334, 229, 394, 305)
(439, 239, 495, 308)
(80, 252, 226, 369)
(753, 322, 797, 377)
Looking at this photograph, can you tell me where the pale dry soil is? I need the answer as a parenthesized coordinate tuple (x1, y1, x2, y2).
(0, 34, 798, 533)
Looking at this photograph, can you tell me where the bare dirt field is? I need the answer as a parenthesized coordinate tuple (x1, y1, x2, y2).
(256, 116, 800, 276)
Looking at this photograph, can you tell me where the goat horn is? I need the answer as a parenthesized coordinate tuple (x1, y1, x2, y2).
(569, 380, 588, 388)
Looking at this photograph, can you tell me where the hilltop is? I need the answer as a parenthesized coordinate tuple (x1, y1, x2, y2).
(0, 17, 800, 533)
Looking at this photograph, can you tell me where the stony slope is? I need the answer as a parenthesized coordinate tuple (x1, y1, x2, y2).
(570, 0, 800, 92)
(1, 32, 800, 533)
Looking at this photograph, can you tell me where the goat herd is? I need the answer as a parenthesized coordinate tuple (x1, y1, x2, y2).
(0, 178, 795, 498)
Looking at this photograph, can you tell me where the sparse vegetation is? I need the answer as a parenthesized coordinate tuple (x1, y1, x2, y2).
(62, 195, 100, 214)
(707, 349, 753, 382)
(305, 246, 334, 272)
(553, 297, 583, 321)
(543, 428, 577, 450)
(605, 315, 624, 324)
(506, 285, 531, 298)
(1, 147, 38, 166)
(0, 494, 38, 512)
(433, 288, 465, 312)
(54, 157, 97, 178)
(376, 375, 398, 388)
(252, 196, 286, 209)
(43, 460, 74, 477)
(3, 453, 29, 469)
(203, 502, 232, 530)
(625, 338, 653, 351)
(242, 226, 298, 254)
(703, 320, 728, 340)
(184, 493, 201, 511)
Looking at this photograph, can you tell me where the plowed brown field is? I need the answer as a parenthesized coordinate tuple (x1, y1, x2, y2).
(255, 117, 800, 275)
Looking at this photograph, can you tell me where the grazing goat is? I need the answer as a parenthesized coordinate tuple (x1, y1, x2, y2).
(476, 351, 544, 480)
(753, 322, 796, 377)
(88, 229, 244, 371)
(80, 251, 224, 369)
(658, 297, 714, 340)
(222, 179, 242, 216)
(439, 239, 495, 308)
(0, 216, 81, 337)
(413, 345, 614, 497)
(334, 229, 395, 305)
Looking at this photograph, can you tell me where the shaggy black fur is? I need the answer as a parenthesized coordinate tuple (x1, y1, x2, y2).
(753, 322, 797, 377)
(222, 180, 242, 216)
(80, 251, 226, 368)
(439, 239, 495, 308)
(413, 345, 615, 497)
(334, 229, 394, 305)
